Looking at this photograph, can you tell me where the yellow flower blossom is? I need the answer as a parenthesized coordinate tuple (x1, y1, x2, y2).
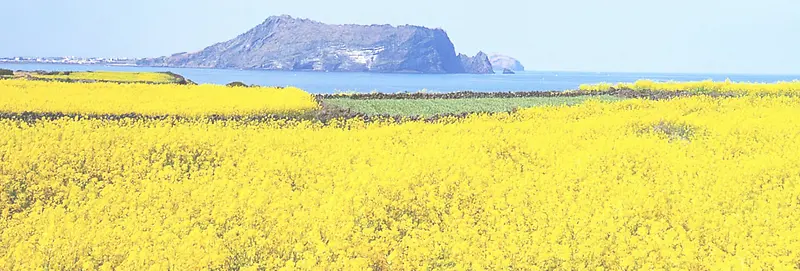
(0, 91, 799, 269)
(580, 79, 800, 95)
(31, 71, 177, 83)
(0, 80, 318, 117)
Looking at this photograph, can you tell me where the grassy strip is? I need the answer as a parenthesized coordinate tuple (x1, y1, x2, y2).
(322, 95, 622, 117)
(14, 70, 195, 85)
(31, 71, 174, 83)
(20, 77, 192, 85)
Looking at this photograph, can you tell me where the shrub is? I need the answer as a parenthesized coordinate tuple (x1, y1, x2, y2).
(649, 120, 697, 141)
(159, 71, 192, 85)
(0, 69, 13, 76)
(226, 81, 248, 88)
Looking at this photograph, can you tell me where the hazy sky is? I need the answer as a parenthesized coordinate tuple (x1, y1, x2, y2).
(2, 0, 799, 74)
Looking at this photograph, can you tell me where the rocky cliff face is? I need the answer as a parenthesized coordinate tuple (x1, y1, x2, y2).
(458, 51, 494, 74)
(138, 15, 493, 74)
(488, 54, 525, 71)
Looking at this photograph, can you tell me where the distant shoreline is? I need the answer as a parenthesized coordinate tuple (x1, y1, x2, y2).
(3, 62, 800, 94)
(4, 61, 800, 77)
(0, 61, 136, 66)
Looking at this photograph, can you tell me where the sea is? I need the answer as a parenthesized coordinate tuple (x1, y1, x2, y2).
(3, 63, 799, 94)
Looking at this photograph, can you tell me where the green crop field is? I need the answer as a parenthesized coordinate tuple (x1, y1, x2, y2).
(322, 95, 622, 116)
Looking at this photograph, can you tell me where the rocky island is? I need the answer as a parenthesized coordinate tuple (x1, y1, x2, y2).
(489, 53, 525, 71)
(138, 15, 493, 74)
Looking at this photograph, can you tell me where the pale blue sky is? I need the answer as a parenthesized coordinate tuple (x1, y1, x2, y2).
(2, 0, 799, 74)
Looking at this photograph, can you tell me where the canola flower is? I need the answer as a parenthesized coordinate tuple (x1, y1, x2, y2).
(0, 80, 318, 117)
(1, 96, 799, 270)
(32, 71, 178, 83)
(579, 79, 800, 95)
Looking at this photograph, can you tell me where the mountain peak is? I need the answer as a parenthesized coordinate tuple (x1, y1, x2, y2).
(138, 16, 494, 74)
(261, 14, 299, 25)
(459, 52, 494, 74)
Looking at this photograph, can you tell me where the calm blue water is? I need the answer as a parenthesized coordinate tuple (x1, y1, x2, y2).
(3, 63, 800, 94)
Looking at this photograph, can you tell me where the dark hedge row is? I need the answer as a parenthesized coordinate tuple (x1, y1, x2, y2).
(224, 81, 287, 89)
(0, 104, 503, 126)
(611, 88, 740, 100)
(25, 70, 73, 76)
(316, 90, 609, 100)
(0, 111, 307, 123)
(318, 88, 742, 101)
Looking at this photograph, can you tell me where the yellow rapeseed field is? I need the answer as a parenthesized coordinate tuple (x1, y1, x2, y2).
(579, 79, 800, 95)
(1, 95, 799, 270)
(32, 71, 177, 83)
(0, 80, 318, 117)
